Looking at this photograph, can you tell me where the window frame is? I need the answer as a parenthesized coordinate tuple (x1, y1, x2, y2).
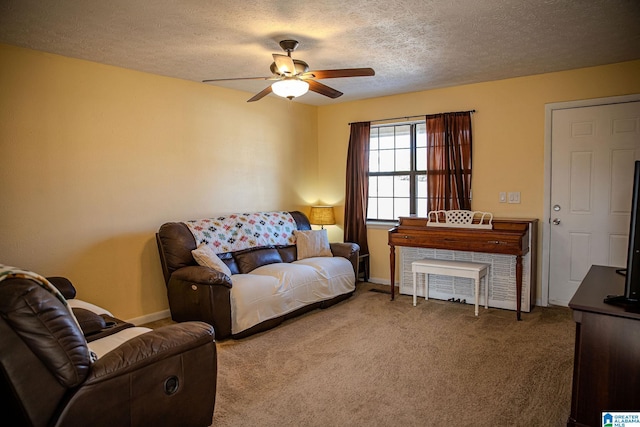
(367, 121, 427, 222)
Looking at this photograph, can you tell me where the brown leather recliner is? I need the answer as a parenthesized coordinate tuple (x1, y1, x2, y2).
(0, 276, 217, 427)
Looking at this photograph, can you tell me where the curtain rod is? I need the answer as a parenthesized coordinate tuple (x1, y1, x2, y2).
(349, 109, 476, 125)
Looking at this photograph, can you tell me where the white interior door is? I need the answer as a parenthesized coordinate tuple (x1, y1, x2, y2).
(548, 101, 640, 306)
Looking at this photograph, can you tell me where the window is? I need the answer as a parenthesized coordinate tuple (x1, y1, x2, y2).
(368, 122, 427, 221)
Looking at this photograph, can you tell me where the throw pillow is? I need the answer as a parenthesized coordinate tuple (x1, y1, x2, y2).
(192, 244, 232, 277)
(233, 247, 284, 274)
(294, 229, 333, 260)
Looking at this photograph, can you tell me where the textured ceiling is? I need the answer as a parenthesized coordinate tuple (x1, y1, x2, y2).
(1, 0, 639, 105)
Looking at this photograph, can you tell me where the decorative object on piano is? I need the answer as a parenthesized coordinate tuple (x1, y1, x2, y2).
(427, 210, 493, 229)
(309, 206, 336, 229)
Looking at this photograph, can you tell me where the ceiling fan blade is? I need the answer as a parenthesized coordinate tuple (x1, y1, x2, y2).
(202, 76, 271, 83)
(302, 68, 375, 79)
(247, 85, 273, 102)
(273, 54, 296, 75)
(307, 80, 343, 99)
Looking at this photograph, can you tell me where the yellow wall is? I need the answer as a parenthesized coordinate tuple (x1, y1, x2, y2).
(317, 60, 640, 292)
(0, 44, 319, 320)
(2, 41, 639, 319)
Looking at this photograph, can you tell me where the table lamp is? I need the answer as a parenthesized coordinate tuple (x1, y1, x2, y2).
(309, 206, 335, 229)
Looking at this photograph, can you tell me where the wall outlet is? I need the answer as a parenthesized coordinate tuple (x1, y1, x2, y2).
(499, 192, 506, 203)
(508, 192, 521, 204)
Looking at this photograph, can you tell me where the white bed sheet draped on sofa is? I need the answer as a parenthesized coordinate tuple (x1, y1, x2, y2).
(230, 256, 355, 334)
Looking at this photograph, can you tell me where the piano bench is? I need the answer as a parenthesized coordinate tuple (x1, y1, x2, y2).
(411, 259, 490, 316)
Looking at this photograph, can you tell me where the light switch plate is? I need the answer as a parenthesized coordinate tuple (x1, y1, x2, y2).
(508, 192, 521, 204)
(499, 192, 506, 203)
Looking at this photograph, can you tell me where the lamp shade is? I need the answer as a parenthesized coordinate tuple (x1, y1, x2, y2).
(272, 78, 309, 99)
(309, 206, 335, 227)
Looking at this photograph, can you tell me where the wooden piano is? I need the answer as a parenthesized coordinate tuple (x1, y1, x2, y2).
(388, 216, 538, 320)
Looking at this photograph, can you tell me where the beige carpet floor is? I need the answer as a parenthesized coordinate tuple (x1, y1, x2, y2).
(205, 283, 575, 426)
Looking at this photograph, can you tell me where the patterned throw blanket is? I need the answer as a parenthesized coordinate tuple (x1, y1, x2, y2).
(185, 211, 298, 254)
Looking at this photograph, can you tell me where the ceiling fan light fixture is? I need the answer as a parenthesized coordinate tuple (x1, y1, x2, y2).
(272, 78, 309, 100)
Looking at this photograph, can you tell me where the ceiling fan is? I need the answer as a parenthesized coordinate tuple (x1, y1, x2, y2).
(202, 39, 375, 102)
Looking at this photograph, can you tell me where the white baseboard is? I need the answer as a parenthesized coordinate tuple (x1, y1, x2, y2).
(127, 309, 171, 326)
(367, 277, 547, 308)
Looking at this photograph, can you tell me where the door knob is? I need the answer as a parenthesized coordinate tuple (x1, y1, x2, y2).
(552, 218, 561, 225)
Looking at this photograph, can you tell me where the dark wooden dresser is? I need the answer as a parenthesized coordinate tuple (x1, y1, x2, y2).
(567, 265, 640, 426)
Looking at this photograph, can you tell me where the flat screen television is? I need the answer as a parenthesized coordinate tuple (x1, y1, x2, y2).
(605, 160, 640, 308)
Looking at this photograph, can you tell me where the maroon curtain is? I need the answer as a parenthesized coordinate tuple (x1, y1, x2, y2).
(425, 112, 472, 212)
(344, 122, 370, 255)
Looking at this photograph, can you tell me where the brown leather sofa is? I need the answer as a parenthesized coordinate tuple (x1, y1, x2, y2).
(0, 276, 217, 427)
(156, 211, 359, 339)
